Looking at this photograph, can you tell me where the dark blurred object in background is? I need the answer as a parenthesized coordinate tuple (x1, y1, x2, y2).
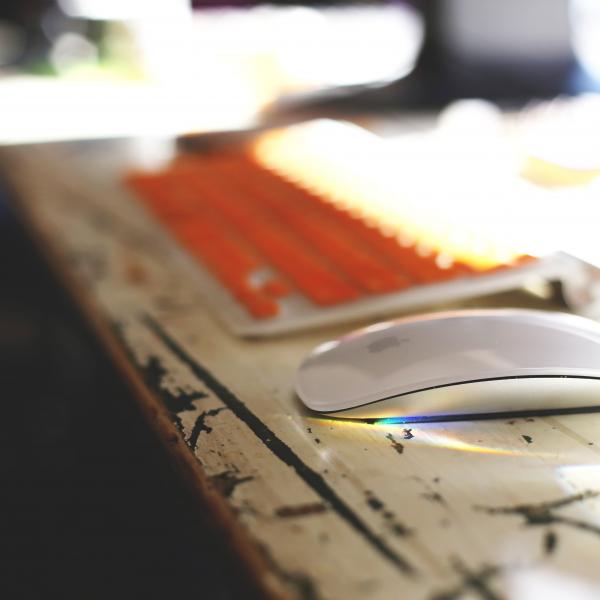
(416, 0, 577, 103)
(0, 0, 106, 75)
(0, 0, 54, 68)
(274, 0, 592, 114)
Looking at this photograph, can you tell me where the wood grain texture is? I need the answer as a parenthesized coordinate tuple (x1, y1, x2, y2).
(4, 139, 600, 600)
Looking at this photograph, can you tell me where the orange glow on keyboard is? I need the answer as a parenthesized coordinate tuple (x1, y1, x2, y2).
(253, 121, 524, 270)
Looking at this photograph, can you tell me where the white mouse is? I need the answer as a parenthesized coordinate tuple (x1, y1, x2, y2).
(295, 309, 600, 420)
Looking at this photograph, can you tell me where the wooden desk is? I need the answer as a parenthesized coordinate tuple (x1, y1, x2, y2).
(3, 139, 600, 600)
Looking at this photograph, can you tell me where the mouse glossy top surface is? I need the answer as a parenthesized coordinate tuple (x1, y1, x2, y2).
(295, 309, 600, 417)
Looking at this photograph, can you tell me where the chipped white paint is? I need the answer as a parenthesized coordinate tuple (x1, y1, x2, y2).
(4, 141, 600, 600)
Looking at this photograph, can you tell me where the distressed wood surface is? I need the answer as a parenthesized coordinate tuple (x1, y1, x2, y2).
(4, 139, 600, 600)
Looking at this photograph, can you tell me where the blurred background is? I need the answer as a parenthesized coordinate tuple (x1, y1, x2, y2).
(1, 0, 600, 142)
(2, 1, 600, 597)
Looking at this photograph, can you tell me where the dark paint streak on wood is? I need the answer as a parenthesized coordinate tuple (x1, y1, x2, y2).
(275, 503, 327, 518)
(475, 491, 600, 538)
(111, 328, 209, 433)
(430, 559, 501, 600)
(187, 407, 228, 451)
(142, 355, 208, 414)
(143, 316, 415, 575)
(385, 433, 404, 455)
(366, 494, 384, 511)
(507, 418, 535, 426)
(365, 492, 412, 537)
(390, 522, 411, 536)
(422, 491, 446, 505)
(279, 571, 321, 600)
(553, 515, 600, 537)
(257, 543, 323, 600)
(211, 470, 254, 498)
(544, 530, 557, 555)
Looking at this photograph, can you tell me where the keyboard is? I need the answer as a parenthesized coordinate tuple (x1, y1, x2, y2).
(125, 120, 592, 336)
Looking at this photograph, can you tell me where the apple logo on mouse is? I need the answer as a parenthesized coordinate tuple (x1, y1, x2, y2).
(367, 336, 408, 353)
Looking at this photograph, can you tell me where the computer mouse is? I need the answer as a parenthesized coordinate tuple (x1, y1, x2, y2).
(295, 308, 600, 420)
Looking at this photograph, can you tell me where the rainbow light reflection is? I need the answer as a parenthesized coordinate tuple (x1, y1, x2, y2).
(307, 415, 543, 457)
